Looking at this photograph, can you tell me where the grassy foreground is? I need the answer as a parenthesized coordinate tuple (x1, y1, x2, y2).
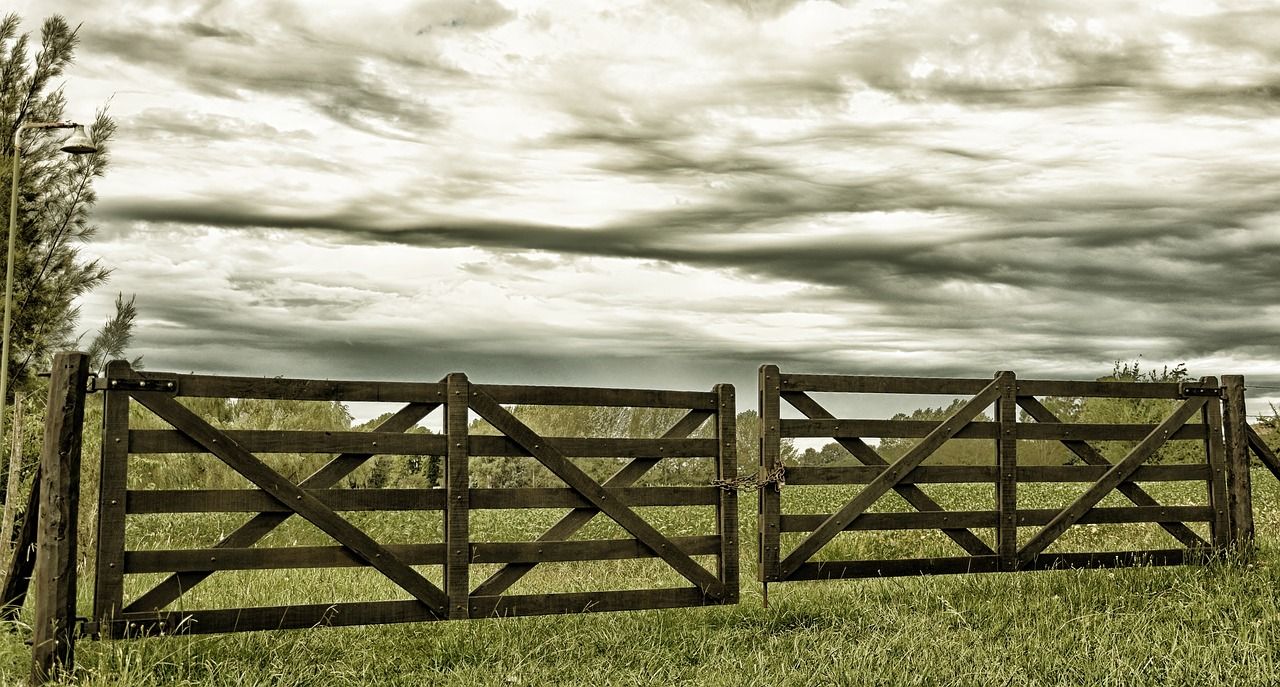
(1, 472, 1279, 686)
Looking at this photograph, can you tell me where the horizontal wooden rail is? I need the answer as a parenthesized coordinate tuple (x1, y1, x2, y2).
(155, 373, 448, 403)
(126, 486, 720, 514)
(778, 374, 1200, 399)
(128, 431, 718, 458)
(477, 384, 718, 409)
(108, 587, 717, 636)
(786, 549, 1189, 581)
(783, 464, 1210, 485)
(778, 505, 1212, 532)
(124, 535, 722, 573)
(781, 419, 1208, 441)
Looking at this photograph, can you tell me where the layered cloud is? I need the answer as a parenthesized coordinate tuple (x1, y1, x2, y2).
(16, 0, 1280, 411)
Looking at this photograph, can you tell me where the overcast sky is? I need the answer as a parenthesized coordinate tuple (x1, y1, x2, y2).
(16, 0, 1280, 414)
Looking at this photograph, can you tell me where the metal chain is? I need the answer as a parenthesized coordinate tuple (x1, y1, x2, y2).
(711, 465, 785, 492)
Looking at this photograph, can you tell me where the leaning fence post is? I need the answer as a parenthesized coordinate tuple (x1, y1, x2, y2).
(30, 351, 89, 685)
(1221, 375, 1254, 550)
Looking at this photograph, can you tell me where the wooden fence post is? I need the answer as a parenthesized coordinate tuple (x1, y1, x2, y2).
(757, 365, 781, 590)
(30, 351, 89, 685)
(1221, 375, 1254, 550)
(995, 371, 1017, 571)
(445, 373, 470, 619)
(715, 384, 739, 604)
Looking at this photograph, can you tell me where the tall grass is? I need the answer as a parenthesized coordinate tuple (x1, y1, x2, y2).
(2, 472, 1278, 686)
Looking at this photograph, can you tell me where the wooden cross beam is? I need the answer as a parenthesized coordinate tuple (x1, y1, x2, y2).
(778, 379, 1002, 579)
(1016, 396, 1208, 550)
(128, 392, 449, 617)
(1017, 396, 1207, 564)
(124, 400, 439, 613)
(468, 389, 725, 597)
(471, 408, 713, 597)
(780, 390, 994, 556)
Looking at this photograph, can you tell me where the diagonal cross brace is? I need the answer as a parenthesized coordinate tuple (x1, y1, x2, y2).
(127, 399, 438, 613)
(128, 393, 449, 616)
(471, 409, 712, 597)
(779, 379, 1002, 579)
(468, 389, 725, 597)
(1016, 396, 1207, 550)
(781, 390, 994, 557)
(1018, 396, 1207, 564)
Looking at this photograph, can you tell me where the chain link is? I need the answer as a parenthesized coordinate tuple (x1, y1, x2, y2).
(711, 465, 785, 492)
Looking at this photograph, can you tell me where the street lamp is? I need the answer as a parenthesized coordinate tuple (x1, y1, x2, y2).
(1, 121, 98, 461)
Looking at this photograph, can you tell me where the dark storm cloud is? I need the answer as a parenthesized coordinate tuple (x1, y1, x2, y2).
(83, 13, 462, 137)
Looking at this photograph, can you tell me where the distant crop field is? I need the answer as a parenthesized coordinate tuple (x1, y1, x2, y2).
(3, 471, 1278, 686)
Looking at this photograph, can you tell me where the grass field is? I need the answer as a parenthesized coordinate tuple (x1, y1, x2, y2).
(2, 471, 1278, 686)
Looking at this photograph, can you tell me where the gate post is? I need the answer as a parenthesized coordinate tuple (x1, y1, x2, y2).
(1221, 375, 1254, 551)
(444, 373, 470, 619)
(757, 365, 781, 586)
(30, 351, 89, 685)
(994, 371, 1017, 571)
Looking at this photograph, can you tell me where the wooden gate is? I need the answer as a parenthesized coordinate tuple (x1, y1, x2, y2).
(758, 366, 1253, 584)
(89, 361, 737, 637)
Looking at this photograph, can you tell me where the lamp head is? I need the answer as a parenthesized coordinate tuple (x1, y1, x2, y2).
(60, 125, 97, 155)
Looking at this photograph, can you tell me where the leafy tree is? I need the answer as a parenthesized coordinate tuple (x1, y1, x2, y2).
(0, 13, 118, 395)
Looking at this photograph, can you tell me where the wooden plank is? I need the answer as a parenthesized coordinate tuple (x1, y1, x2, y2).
(444, 373, 469, 620)
(783, 464, 1209, 485)
(1017, 380, 1189, 399)
(468, 387, 724, 597)
(779, 379, 1002, 579)
(470, 587, 720, 619)
(124, 535, 722, 572)
(779, 506, 1213, 531)
(114, 600, 441, 635)
(162, 372, 445, 403)
(127, 486, 718, 513)
(715, 384, 739, 603)
(123, 400, 437, 615)
(469, 409, 712, 598)
(790, 556, 1003, 580)
(0, 466, 38, 621)
(128, 488, 446, 513)
(1016, 396, 1208, 549)
(31, 352, 89, 685)
(1245, 425, 1280, 482)
(477, 384, 717, 409)
(1201, 377, 1231, 550)
(128, 391, 449, 616)
(781, 390, 993, 556)
(786, 549, 1189, 581)
(1017, 396, 1207, 563)
(93, 363, 133, 630)
(1222, 376, 1254, 548)
(758, 365, 782, 582)
(130, 431, 717, 459)
(781, 419, 1206, 441)
(779, 374, 990, 395)
(995, 371, 1017, 571)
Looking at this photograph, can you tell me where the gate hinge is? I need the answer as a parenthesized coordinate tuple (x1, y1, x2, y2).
(1178, 384, 1222, 398)
(75, 617, 99, 639)
(93, 377, 178, 393)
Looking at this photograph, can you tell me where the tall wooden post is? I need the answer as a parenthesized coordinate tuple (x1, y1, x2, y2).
(444, 373, 470, 619)
(30, 351, 89, 685)
(994, 371, 1017, 571)
(1221, 375, 1254, 550)
(714, 384, 739, 604)
(757, 365, 781, 589)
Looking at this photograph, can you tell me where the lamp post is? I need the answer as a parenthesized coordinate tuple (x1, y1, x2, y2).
(1, 122, 97, 477)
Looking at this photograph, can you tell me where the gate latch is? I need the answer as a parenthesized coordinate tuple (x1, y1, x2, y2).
(1178, 384, 1221, 398)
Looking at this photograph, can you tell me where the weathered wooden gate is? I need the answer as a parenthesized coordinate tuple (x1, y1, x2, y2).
(84, 360, 737, 637)
(758, 366, 1254, 584)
